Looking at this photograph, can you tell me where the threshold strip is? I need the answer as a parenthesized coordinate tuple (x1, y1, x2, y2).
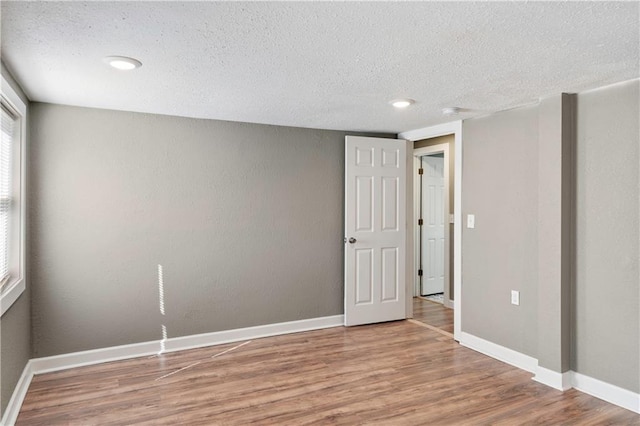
(407, 318, 454, 339)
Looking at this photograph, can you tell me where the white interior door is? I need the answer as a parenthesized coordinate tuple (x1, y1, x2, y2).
(422, 155, 445, 296)
(344, 136, 406, 326)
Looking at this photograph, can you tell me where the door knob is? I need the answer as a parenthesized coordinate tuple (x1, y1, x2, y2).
(348, 237, 357, 244)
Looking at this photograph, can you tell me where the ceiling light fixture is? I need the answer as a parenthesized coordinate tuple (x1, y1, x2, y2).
(442, 107, 461, 116)
(103, 56, 142, 70)
(390, 98, 415, 109)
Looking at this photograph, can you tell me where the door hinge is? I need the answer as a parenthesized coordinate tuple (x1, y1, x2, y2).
(418, 269, 423, 276)
(418, 218, 423, 226)
(418, 168, 424, 175)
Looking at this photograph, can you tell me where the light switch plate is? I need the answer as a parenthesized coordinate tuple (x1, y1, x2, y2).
(511, 290, 520, 306)
(449, 214, 455, 224)
(467, 214, 475, 228)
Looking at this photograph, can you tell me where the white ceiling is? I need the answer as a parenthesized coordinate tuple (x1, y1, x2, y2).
(1, 2, 638, 133)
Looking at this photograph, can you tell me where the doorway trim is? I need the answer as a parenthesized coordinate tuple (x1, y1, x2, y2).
(399, 121, 462, 341)
(413, 144, 451, 308)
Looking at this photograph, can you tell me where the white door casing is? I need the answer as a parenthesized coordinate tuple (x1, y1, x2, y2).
(421, 155, 445, 296)
(344, 136, 407, 326)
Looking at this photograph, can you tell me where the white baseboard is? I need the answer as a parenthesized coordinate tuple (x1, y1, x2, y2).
(31, 339, 161, 375)
(444, 298, 454, 309)
(1, 314, 344, 425)
(460, 332, 639, 414)
(1, 361, 34, 426)
(30, 314, 344, 374)
(459, 331, 538, 373)
(533, 366, 572, 391)
(572, 371, 640, 414)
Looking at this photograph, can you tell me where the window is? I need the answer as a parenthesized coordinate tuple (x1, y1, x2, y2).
(0, 74, 26, 316)
(1, 106, 16, 285)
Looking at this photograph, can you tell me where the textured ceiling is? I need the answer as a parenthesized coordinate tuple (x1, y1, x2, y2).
(1, 2, 638, 133)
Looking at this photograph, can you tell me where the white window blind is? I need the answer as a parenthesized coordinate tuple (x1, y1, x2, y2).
(0, 105, 15, 285)
(0, 75, 26, 316)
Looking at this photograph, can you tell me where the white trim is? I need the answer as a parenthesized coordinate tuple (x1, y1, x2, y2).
(571, 371, 640, 414)
(412, 151, 420, 298)
(31, 315, 344, 374)
(405, 139, 414, 318)
(0, 74, 27, 317)
(31, 339, 159, 375)
(1, 360, 33, 426)
(0, 279, 24, 317)
(459, 332, 639, 413)
(534, 366, 572, 391)
(1, 315, 343, 424)
(399, 120, 462, 341)
(459, 331, 538, 373)
(453, 125, 462, 340)
(399, 121, 460, 143)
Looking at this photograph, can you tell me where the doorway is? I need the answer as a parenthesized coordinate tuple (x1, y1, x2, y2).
(400, 122, 461, 340)
(418, 153, 446, 299)
(343, 123, 462, 340)
(412, 136, 454, 335)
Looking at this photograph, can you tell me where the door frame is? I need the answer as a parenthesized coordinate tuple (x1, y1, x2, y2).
(399, 121, 462, 341)
(413, 144, 450, 307)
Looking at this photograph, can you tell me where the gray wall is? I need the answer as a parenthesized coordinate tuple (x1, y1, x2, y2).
(29, 103, 366, 357)
(461, 105, 540, 358)
(0, 62, 31, 417)
(461, 80, 639, 393)
(0, 293, 30, 416)
(536, 94, 573, 373)
(574, 80, 639, 392)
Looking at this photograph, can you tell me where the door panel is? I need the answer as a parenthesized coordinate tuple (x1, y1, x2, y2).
(382, 148, 399, 168)
(345, 136, 407, 326)
(355, 249, 373, 304)
(381, 247, 398, 301)
(382, 177, 399, 231)
(356, 177, 373, 232)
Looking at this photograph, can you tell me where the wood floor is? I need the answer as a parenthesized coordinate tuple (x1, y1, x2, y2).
(412, 297, 454, 335)
(17, 321, 638, 425)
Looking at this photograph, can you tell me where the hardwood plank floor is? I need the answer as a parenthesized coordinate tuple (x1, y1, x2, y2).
(17, 321, 639, 425)
(412, 297, 454, 335)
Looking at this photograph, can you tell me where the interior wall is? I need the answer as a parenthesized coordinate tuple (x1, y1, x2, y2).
(460, 79, 639, 393)
(0, 294, 29, 416)
(461, 106, 540, 358)
(536, 93, 574, 374)
(28, 103, 390, 357)
(0, 62, 31, 417)
(414, 134, 455, 300)
(573, 79, 639, 393)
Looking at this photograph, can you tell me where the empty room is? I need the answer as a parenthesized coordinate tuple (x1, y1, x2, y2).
(1, 2, 638, 424)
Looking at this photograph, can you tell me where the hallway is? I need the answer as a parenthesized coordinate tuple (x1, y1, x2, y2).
(412, 297, 454, 336)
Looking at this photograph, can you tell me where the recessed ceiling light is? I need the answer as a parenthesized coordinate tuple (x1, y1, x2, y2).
(390, 98, 415, 109)
(442, 107, 461, 116)
(103, 56, 142, 71)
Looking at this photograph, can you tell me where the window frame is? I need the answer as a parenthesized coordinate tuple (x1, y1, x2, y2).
(0, 74, 27, 317)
